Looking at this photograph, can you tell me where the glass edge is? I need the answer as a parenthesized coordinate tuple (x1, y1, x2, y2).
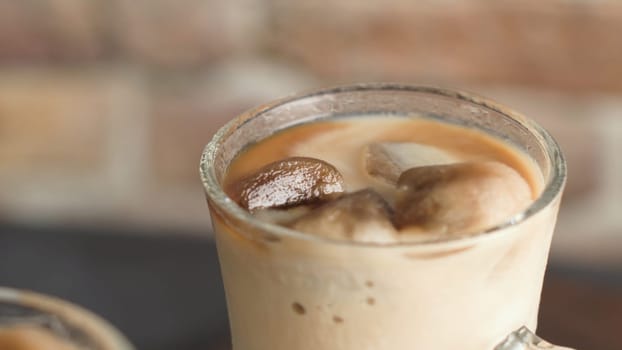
(199, 83, 568, 249)
(0, 287, 135, 350)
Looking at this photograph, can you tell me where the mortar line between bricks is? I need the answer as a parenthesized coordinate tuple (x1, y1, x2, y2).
(103, 72, 151, 203)
(599, 113, 622, 217)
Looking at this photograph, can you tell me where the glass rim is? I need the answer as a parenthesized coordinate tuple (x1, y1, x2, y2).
(0, 287, 135, 350)
(200, 83, 567, 248)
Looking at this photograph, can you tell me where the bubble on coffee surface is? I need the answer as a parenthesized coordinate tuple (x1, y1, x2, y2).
(363, 142, 457, 185)
(394, 161, 532, 235)
(291, 302, 306, 315)
(289, 189, 398, 243)
(229, 157, 345, 212)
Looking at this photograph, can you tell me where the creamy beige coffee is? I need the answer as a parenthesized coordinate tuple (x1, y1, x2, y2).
(202, 85, 565, 350)
(0, 326, 79, 350)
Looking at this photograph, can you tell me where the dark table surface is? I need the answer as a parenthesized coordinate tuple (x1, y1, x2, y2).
(1, 224, 620, 350)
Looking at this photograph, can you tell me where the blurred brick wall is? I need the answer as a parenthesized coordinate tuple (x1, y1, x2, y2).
(0, 0, 620, 265)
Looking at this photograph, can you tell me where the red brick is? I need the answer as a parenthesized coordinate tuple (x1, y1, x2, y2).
(270, 1, 622, 92)
(0, 67, 163, 230)
(0, 0, 105, 60)
(0, 69, 115, 172)
(112, 0, 267, 66)
(152, 100, 238, 185)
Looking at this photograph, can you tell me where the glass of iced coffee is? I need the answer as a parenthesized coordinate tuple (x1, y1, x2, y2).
(0, 287, 134, 350)
(201, 84, 569, 350)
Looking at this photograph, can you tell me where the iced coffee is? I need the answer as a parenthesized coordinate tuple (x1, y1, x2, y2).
(201, 85, 567, 350)
(0, 326, 80, 350)
(0, 288, 134, 350)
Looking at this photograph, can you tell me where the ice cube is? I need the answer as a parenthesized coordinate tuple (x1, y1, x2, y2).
(363, 142, 458, 185)
(289, 189, 398, 243)
(495, 326, 575, 350)
(229, 157, 345, 211)
(394, 162, 532, 234)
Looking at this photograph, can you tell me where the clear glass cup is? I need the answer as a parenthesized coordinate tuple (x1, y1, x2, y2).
(0, 287, 134, 350)
(201, 84, 569, 350)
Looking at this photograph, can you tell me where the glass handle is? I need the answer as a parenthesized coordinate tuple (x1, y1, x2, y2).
(495, 326, 575, 350)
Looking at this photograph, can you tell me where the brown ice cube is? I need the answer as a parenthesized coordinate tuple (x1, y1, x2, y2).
(289, 189, 398, 243)
(229, 157, 345, 211)
(363, 142, 457, 185)
(395, 162, 532, 234)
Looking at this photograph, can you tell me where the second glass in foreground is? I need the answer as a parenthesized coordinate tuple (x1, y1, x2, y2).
(0, 287, 134, 350)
